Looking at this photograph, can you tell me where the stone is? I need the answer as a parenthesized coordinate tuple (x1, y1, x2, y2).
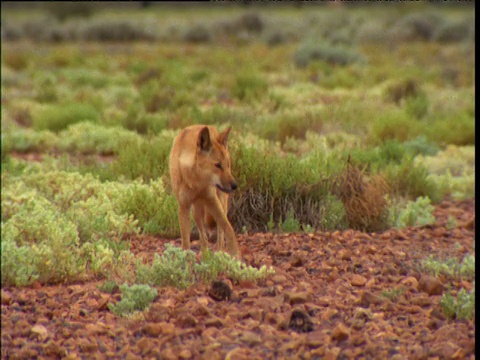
(331, 322, 350, 342)
(418, 275, 443, 295)
(350, 274, 367, 287)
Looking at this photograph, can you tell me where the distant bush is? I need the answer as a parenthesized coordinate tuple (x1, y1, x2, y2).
(6, 128, 58, 153)
(44, 2, 94, 22)
(58, 122, 142, 155)
(294, 41, 367, 68)
(389, 12, 446, 42)
(109, 132, 174, 181)
(32, 103, 100, 132)
(425, 113, 474, 146)
(80, 19, 156, 42)
(182, 23, 212, 43)
(433, 19, 473, 43)
(384, 157, 442, 202)
(369, 108, 421, 145)
(231, 73, 268, 102)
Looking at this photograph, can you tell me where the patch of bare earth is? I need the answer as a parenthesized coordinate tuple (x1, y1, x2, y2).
(1, 199, 475, 359)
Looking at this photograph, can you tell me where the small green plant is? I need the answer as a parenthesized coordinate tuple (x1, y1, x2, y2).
(421, 254, 475, 280)
(196, 249, 275, 284)
(440, 285, 475, 320)
(98, 280, 119, 294)
(389, 196, 436, 229)
(279, 209, 301, 233)
(108, 283, 157, 317)
(381, 287, 405, 302)
(446, 216, 457, 230)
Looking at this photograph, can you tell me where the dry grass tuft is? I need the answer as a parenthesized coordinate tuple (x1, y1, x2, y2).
(333, 156, 389, 232)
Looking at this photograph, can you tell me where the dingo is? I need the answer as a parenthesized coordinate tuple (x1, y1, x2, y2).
(169, 125, 240, 257)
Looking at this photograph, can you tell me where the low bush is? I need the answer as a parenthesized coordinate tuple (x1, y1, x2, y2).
(135, 244, 275, 289)
(32, 103, 100, 132)
(109, 132, 175, 181)
(388, 196, 436, 229)
(422, 254, 475, 280)
(80, 18, 156, 42)
(108, 284, 157, 317)
(231, 73, 269, 102)
(58, 122, 142, 155)
(388, 12, 446, 42)
(383, 157, 442, 202)
(333, 159, 390, 232)
(294, 41, 367, 68)
(440, 286, 475, 320)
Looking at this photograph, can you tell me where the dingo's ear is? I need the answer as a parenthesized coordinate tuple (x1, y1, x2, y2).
(218, 126, 232, 147)
(198, 126, 212, 152)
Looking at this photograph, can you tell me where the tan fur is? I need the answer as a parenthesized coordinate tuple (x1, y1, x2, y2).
(169, 125, 240, 257)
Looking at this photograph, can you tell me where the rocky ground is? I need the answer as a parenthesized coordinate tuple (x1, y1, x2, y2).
(1, 199, 475, 360)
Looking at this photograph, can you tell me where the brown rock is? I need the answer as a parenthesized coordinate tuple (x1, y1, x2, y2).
(179, 349, 193, 359)
(331, 322, 350, 342)
(125, 352, 142, 360)
(142, 322, 174, 337)
(324, 347, 341, 360)
(1, 290, 12, 305)
(286, 291, 312, 305)
(30, 324, 49, 341)
(136, 337, 154, 355)
(410, 344, 427, 360)
(350, 274, 367, 287)
(400, 276, 419, 288)
(418, 275, 443, 295)
(177, 314, 198, 328)
(205, 317, 224, 328)
(272, 275, 288, 284)
(240, 331, 262, 346)
(359, 291, 384, 307)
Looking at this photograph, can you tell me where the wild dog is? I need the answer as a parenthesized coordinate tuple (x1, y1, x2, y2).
(169, 125, 240, 257)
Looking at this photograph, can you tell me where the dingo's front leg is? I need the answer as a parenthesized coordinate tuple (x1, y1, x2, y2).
(193, 202, 209, 252)
(205, 195, 240, 257)
(178, 204, 192, 250)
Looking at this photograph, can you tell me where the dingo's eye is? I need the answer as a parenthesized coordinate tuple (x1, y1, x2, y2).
(215, 163, 222, 170)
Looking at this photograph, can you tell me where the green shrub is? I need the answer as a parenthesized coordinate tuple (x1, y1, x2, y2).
(118, 179, 179, 236)
(135, 245, 275, 289)
(422, 254, 475, 280)
(433, 19, 473, 43)
(80, 19, 156, 42)
(182, 23, 212, 43)
(32, 103, 100, 132)
(1, 195, 85, 286)
(383, 156, 442, 201)
(294, 41, 367, 68)
(4, 128, 58, 153)
(108, 284, 157, 317)
(425, 113, 474, 146)
(231, 73, 269, 102)
(135, 244, 197, 289)
(369, 108, 421, 145)
(58, 122, 142, 155)
(440, 286, 475, 320)
(109, 132, 174, 181)
(389, 12, 446, 42)
(388, 196, 436, 229)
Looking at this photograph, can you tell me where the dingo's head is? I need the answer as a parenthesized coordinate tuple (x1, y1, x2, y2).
(197, 126, 237, 194)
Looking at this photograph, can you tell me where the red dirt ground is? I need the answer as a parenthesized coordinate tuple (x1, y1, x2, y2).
(1, 199, 475, 360)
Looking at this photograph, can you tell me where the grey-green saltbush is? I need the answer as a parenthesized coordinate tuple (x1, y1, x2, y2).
(32, 103, 99, 132)
(294, 41, 367, 68)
